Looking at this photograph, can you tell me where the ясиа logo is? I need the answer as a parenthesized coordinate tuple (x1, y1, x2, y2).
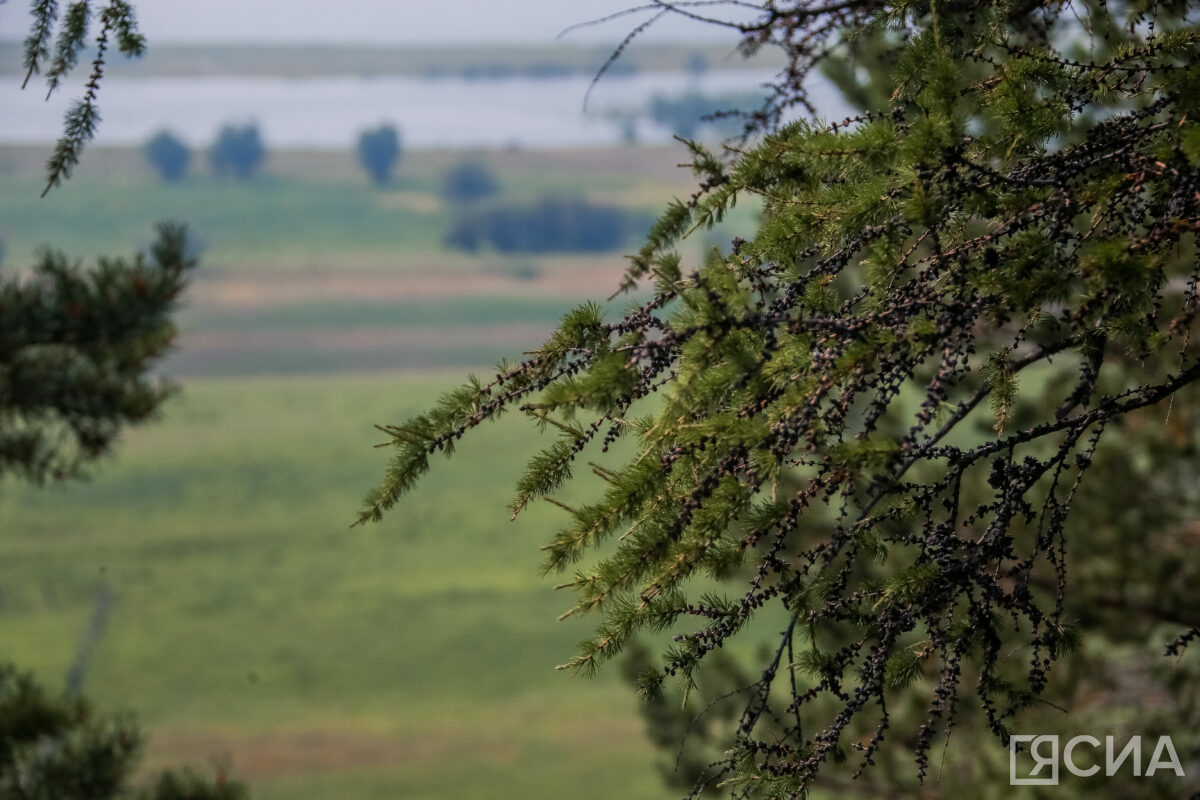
(1010, 734, 1185, 786)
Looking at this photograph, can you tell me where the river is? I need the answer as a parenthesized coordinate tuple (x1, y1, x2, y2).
(1, 70, 848, 150)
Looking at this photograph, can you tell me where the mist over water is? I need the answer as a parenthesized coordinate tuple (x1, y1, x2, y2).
(0, 0, 756, 44)
(0, 71, 847, 150)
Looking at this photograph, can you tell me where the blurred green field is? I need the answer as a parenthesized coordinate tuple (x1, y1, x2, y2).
(0, 143, 755, 379)
(0, 140, 770, 798)
(0, 144, 756, 268)
(0, 372, 669, 798)
(0, 148, 688, 271)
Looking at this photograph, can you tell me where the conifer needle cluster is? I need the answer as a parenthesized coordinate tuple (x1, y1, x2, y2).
(363, 1, 1200, 794)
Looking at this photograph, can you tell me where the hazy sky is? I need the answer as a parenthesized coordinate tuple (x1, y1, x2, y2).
(0, 1, 756, 44)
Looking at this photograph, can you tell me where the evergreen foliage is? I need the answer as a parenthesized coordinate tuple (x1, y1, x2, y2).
(209, 124, 265, 180)
(22, 0, 146, 196)
(356, 123, 402, 186)
(0, 664, 247, 800)
(0, 223, 195, 484)
(144, 130, 191, 182)
(364, 1, 1200, 796)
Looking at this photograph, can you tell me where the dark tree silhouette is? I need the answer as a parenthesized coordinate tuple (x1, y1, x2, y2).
(445, 196, 646, 254)
(210, 124, 266, 180)
(144, 130, 191, 182)
(440, 160, 500, 204)
(356, 123, 402, 185)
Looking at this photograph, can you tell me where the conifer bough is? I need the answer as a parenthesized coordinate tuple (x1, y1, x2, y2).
(21, 0, 146, 195)
(361, 1, 1200, 795)
(0, 222, 195, 485)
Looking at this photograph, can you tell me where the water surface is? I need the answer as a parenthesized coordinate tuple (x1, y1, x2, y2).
(2, 70, 846, 150)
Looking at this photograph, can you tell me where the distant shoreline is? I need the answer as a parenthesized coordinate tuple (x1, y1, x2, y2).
(0, 41, 785, 79)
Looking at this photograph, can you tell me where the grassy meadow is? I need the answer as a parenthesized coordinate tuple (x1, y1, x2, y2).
(0, 143, 756, 376)
(0, 146, 697, 270)
(0, 372, 670, 798)
(0, 140, 763, 798)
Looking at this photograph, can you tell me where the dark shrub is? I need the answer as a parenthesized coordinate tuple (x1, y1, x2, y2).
(356, 124, 402, 185)
(445, 197, 647, 255)
(209, 124, 265, 180)
(441, 161, 500, 204)
(143, 130, 190, 182)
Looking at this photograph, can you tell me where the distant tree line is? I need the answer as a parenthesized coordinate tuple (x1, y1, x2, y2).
(445, 196, 648, 255)
(436, 160, 646, 256)
(144, 123, 406, 185)
(209, 124, 266, 180)
(143, 125, 266, 182)
(440, 161, 499, 204)
(142, 127, 641, 257)
(144, 131, 191, 181)
(422, 60, 635, 81)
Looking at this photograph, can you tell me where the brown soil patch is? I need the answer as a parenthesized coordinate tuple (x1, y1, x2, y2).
(188, 261, 631, 310)
(140, 710, 643, 782)
(180, 323, 552, 355)
(373, 192, 443, 214)
(143, 727, 516, 780)
(169, 323, 555, 375)
(173, 260, 643, 374)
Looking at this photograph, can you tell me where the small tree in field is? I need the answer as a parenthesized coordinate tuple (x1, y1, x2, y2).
(356, 123, 402, 186)
(210, 124, 265, 180)
(144, 130, 190, 182)
(440, 160, 499, 205)
(361, 1, 1200, 797)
